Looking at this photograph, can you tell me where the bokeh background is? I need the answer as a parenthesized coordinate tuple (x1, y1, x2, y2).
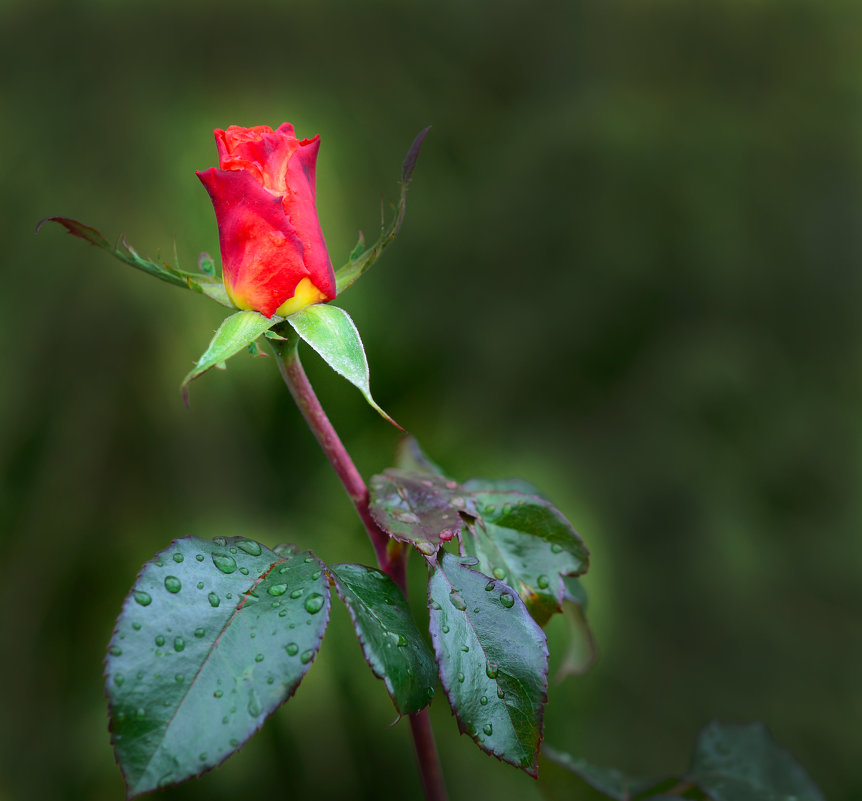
(2, 0, 860, 799)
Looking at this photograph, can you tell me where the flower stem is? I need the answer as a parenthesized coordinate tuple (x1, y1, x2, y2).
(271, 331, 447, 801)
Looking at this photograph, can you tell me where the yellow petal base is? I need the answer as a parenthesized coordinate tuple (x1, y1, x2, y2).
(274, 277, 328, 317)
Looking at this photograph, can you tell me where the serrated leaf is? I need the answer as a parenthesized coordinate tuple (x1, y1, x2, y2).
(428, 551, 548, 775)
(462, 490, 589, 626)
(329, 563, 437, 715)
(181, 311, 276, 402)
(368, 469, 588, 624)
(37, 217, 234, 308)
(369, 470, 468, 556)
(334, 128, 428, 295)
(287, 303, 398, 426)
(686, 722, 825, 801)
(105, 536, 330, 798)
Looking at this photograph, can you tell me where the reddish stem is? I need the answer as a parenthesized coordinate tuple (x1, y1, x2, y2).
(273, 335, 446, 801)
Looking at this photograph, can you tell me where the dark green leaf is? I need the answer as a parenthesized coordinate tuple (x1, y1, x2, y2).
(461, 489, 589, 626)
(428, 552, 548, 775)
(553, 578, 598, 681)
(334, 128, 428, 294)
(369, 470, 468, 556)
(181, 311, 277, 402)
(105, 536, 330, 798)
(287, 303, 399, 426)
(393, 435, 447, 476)
(329, 563, 437, 715)
(686, 722, 825, 801)
(541, 746, 666, 800)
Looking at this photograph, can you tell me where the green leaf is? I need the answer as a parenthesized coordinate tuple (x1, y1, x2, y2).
(369, 470, 468, 556)
(334, 127, 429, 295)
(329, 563, 437, 715)
(105, 536, 330, 798)
(37, 216, 234, 308)
(368, 468, 589, 624)
(181, 311, 277, 402)
(287, 303, 398, 426)
(428, 552, 548, 775)
(393, 435, 447, 476)
(553, 577, 598, 681)
(686, 722, 825, 801)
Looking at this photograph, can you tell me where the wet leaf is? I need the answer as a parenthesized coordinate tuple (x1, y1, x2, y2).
(428, 552, 548, 775)
(329, 563, 437, 715)
(105, 536, 330, 797)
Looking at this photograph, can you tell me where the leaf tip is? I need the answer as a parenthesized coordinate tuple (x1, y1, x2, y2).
(402, 126, 431, 183)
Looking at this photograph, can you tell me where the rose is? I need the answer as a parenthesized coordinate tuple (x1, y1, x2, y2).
(196, 124, 337, 318)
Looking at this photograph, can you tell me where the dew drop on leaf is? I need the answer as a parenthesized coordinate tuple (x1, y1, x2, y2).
(196, 581, 204, 590)
(268, 583, 288, 596)
(132, 622, 142, 631)
(172, 553, 184, 563)
(311, 570, 322, 580)
(550, 543, 563, 554)
(155, 634, 165, 646)
(195, 554, 205, 562)
(255, 653, 264, 663)
(430, 600, 441, 610)
(285, 642, 299, 656)
(208, 592, 220, 608)
(486, 662, 499, 679)
(164, 576, 182, 593)
(304, 593, 324, 614)
(213, 689, 223, 698)
(109, 646, 123, 656)
(194, 627, 206, 638)
(134, 590, 152, 607)
(115, 673, 125, 686)
(174, 637, 185, 652)
(456, 672, 465, 683)
(480, 695, 488, 705)
(492, 567, 506, 580)
(500, 593, 515, 608)
(247, 695, 262, 717)
(441, 625, 450, 633)
(300, 649, 315, 664)
(212, 554, 237, 574)
(237, 540, 262, 556)
(537, 574, 550, 589)
(239, 567, 249, 575)
(483, 723, 493, 736)
(212, 537, 227, 546)
(175, 673, 184, 683)
(484, 580, 495, 591)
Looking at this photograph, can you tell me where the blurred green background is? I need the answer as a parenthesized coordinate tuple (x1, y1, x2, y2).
(2, 0, 860, 799)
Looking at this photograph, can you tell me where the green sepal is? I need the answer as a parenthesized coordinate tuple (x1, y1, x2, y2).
(105, 536, 330, 798)
(329, 563, 437, 715)
(334, 127, 429, 295)
(287, 303, 399, 427)
(182, 311, 277, 403)
(37, 216, 234, 308)
(428, 552, 548, 775)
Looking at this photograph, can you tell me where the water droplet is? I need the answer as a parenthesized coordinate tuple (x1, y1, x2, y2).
(486, 662, 499, 679)
(430, 600, 441, 610)
(449, 591, 467, 611)
(393, 509, 420, 524)
(109, 645, 123, 656)
(484, 580, 495, 591)
(132, 622, 142, 631)
(114, 673, 125, 686)
(155, 559, 164, 567)
(247, 696, 262, 717)
(267, 676, 275, 685)
(134, 590, 152, 606)
(278, 609, 287, 617)
(500, 593, 515, 608)
(416, 541, 437, 556)
(173, 552, 184, 563)
(208, 592, 220, 608)
(222, 715, 229, 724)
(194, 627, 206, 638)
(492, 567, 506, 580)
(175, 673, 184, 683)
(537, 574, 549, 589)
(289, 588, 304, 599)
(497, 687, 505, 699)
(304, 593, 324, 614)
(195, 581, 204, 590)
(441, 625, 450, 633)
(212, 553, 237, 574)
(483, 723, 493, 736)
(174, 637, 185, 652)
(460, 645, 469, 653)
(285, 642, 299, 656)
(164, 576, 182, 593)
(214, 689, 224, 698)
(300, 649, 314, 664)
(230, 738, 239, 747)
(311, 570, 322, 580)
(473, 607, 481, 613)
(550, 543, 563, 554)
(484, 504, 496, 514)
(304, 556, 314, 563)
(195, 554, 205, 562)
(456, 672, 465, 683)
(255, 653, 264, 663)
(212, 537, 226, 546)
(226, 592, 233, 600)
(237, 540, 262, 556)
(199, 752, 207, 762)
(479, 695, 488, 705)
(268, 583, 288, 596)
(155, 634, 166, 646)
(239, 567, 249, 575)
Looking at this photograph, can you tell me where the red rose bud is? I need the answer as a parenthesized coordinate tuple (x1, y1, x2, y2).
(196, 124, 337, 318)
